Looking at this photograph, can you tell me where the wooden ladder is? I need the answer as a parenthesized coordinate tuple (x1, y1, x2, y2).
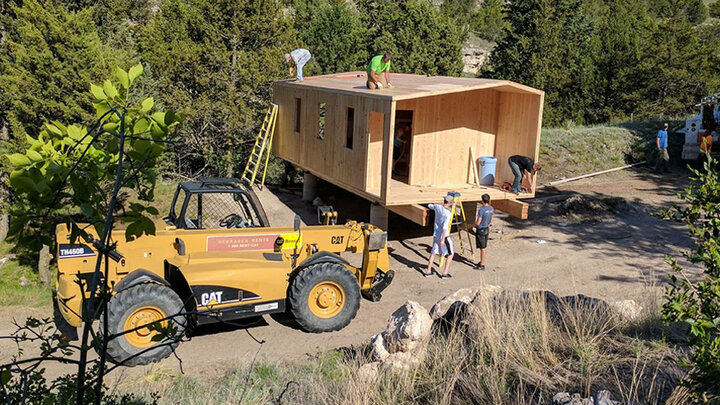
(241, 104, 278, 189)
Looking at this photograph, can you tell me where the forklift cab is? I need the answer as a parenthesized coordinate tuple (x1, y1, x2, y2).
(165, 177, 270, 230)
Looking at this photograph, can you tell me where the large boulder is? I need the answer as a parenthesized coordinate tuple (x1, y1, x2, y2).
(357, 361, 380, 382)
(382, 301, 432, 354)
(429, 285, 502, 320)
(608, 300, 643, 321)
(370, 333, 389, 362)
(384, 351, 423, 372)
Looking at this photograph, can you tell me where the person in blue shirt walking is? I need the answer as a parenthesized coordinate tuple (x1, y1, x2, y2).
(471, 194, 494, 271)
(655, 123, 670, 173)
(424, 195, 455, 279)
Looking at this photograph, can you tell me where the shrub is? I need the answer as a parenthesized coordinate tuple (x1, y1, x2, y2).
(662, 157, 720, 400)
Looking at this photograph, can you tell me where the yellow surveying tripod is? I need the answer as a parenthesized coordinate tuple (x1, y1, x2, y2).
(439, 191, 476, 265)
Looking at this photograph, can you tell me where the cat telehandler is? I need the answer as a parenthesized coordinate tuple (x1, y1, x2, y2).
(54, 177, 394, 366)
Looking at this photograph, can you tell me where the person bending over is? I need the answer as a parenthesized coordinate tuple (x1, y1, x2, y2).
(508, 155, 541, 194)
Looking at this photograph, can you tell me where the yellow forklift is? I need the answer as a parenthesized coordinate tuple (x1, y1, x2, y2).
(54, 178, 394, 366)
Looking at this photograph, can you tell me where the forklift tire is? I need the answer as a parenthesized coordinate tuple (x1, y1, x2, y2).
(289, 262, 360, 333)
(100, 283, 186, 367)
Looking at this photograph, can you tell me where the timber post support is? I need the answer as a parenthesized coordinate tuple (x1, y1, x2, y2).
(302, 172, 318, 202)
(369, 204, 389, 230)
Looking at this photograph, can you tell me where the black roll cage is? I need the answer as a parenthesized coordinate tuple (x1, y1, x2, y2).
(166, 177, 269, 229)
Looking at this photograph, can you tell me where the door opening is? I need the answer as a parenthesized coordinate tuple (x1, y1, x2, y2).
(392, 110, 413, 183)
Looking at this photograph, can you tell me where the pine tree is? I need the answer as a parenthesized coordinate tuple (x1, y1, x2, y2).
(684, 0, 709, 24)
(355, 0, 466, 76)
(294, 0, 369, 74)
(471, 0, 508, 42)
(488, 0, 594, 125)
(631, 6, 718, 118)
(586, 0, 655, 122)
(139, 0, 296, 177)
(0, 0, 130, 141)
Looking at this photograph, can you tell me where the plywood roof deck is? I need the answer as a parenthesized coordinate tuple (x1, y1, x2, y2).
(274, 71, 544, 101)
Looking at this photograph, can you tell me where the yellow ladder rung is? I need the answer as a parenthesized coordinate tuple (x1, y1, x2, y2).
(241, 104, 278, 189)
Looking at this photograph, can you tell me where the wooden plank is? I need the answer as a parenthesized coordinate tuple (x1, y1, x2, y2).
(387, 204, 429, 226)
(380, 101, 396, 201)
(365, 111, 385, 192)
(491, 199, 529, 220)
(469, 146, 480, 186)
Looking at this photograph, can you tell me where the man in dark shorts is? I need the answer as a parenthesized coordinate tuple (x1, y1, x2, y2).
(508, 155, 541, 194)
(472, 194, 494, 270)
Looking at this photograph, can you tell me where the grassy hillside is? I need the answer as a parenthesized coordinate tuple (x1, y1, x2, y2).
(538, 119, 684, 183)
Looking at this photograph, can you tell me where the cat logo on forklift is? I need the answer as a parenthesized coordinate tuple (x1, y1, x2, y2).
(201, 291, 223, 306)
(331, 236, 344, 244)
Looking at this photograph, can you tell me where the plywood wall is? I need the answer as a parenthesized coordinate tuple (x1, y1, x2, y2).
(273, 83, 391, 195)
(366, 111, 386, 192)
(494, 92, 543, 189)
(273, 81, 543, 207)
(396, 89, 500, 186)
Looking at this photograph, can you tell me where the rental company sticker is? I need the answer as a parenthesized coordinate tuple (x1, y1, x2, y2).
(206, 234, 280, 252)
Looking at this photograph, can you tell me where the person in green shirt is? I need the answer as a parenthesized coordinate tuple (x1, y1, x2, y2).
(366, 54, 392, 90)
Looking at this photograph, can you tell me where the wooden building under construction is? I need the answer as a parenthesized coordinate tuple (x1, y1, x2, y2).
(272, 72, 544, 227)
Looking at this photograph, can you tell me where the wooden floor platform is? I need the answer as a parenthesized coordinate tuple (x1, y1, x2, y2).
(367, 179, 532, 206)
(372, 180, 532, 225)
(386, 180, 530, 205)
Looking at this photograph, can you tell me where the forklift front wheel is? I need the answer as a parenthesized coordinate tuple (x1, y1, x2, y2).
(101, 283, 186, 367)
(289, 262, 360, 333)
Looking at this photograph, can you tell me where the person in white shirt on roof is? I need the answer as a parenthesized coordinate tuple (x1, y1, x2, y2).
(285, 48, 312, 81)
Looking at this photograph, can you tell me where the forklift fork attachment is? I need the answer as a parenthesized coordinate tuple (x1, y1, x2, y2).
(362, 269, 395, 302)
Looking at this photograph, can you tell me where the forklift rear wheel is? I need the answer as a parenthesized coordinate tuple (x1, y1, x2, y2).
(289, 262, 360, 333)
(101, 283, 186, 367)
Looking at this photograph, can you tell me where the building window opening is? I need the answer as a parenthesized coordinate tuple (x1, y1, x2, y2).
(318, 102, 326, 140)
(346, 107, 354, 149)
(294, 98, 301, 133)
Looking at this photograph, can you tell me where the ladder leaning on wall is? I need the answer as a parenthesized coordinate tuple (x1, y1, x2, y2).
(241, 103, 278, 189)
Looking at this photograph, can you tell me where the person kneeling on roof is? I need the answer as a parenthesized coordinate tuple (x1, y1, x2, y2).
(366, 54, 392, 90)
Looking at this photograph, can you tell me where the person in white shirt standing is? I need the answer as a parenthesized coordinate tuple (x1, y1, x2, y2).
(285, 48, 312, 81)
(424, 195, 455, 279)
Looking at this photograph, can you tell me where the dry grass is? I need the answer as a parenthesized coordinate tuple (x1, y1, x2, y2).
(125, 292, 685, 404)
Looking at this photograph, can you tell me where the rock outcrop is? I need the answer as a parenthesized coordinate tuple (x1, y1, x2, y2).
(358, 287, 644, 382)
(363, 301, 433, 376)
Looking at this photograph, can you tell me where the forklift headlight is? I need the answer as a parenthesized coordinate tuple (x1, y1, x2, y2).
(368, 232, 387, 251)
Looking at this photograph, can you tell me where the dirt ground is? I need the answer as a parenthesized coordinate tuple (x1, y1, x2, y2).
(0, 167, 699, 384)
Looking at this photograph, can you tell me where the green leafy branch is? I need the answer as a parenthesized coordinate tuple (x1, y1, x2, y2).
(4, 63, 180, 248)
(661, 157, 720, 400)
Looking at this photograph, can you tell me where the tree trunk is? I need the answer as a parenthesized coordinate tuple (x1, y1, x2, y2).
(1, 116, 9, 243)
(0, 214, 8, 242)
(39, 244, 50, 287)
